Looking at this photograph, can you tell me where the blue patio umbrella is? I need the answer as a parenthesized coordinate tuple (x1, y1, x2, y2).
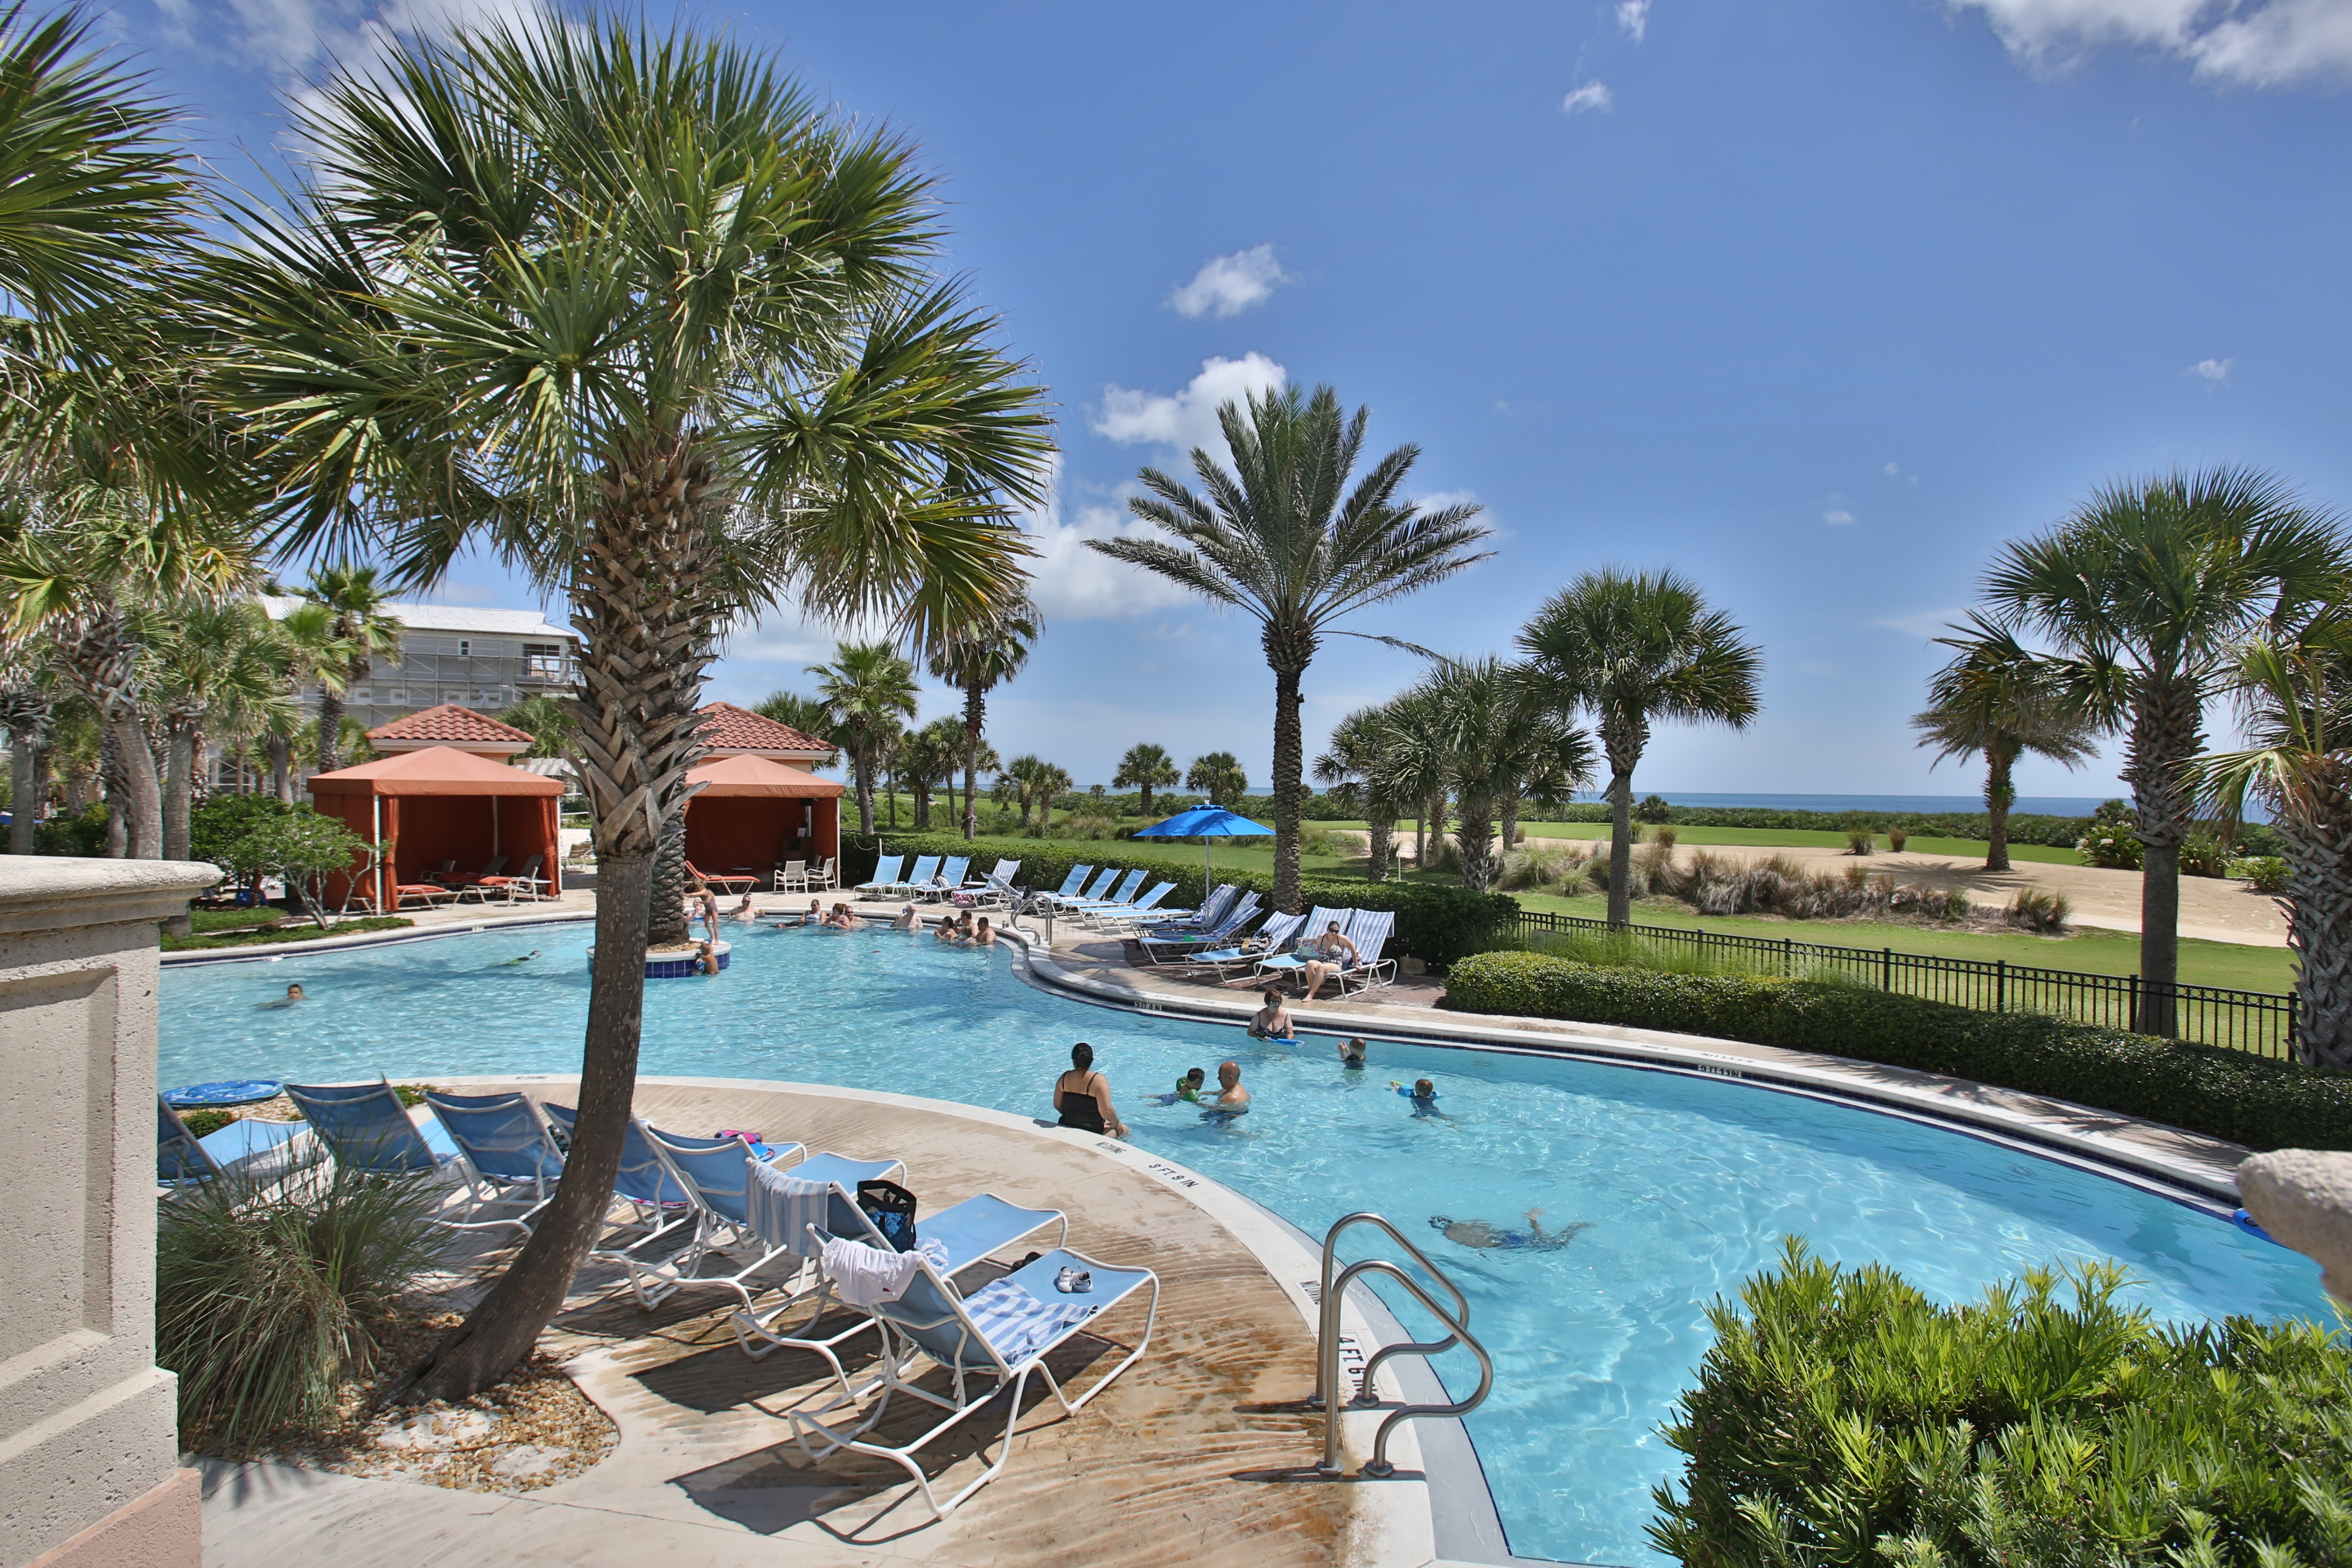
(1130, 805, 1275, 884)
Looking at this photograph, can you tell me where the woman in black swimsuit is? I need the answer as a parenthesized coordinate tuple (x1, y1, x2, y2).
(1053, 1042, 1128, 1138)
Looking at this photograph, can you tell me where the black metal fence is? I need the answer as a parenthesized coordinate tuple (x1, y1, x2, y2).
(1510, 911, 2299, 1062)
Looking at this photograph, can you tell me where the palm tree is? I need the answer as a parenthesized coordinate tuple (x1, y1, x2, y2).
(929, 600, 1037, 841)
(0, 633, 56, 854)
(1376, 659, 1590, 893)
(1114, 742, 1179, 819)
(1088, 385, 1493, 912)
(1518, 568, 1762, 926)
(198, 15, 1049, 1398)
(2189, 621, 2352, 1070)
(1187, 751, 1248, 808)
(901, 717, 964, 830)
(147, 598, 291, 930)
(297, 566, 402, 772)
(752, 692, 840, 764)
(1316, 705, 1401, 880)
(811, 642, 920, 835)
(1985, 467, 2347, 1036)
(497, 694, 581, 761)
(1912, 611, 2097, 872)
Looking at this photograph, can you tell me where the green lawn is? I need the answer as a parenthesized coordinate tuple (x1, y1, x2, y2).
(911, 828, 2293, 995)
(163, 915, 413, 952)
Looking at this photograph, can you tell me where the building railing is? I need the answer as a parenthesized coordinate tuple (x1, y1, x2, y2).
(1509, 910, 2299, 1062)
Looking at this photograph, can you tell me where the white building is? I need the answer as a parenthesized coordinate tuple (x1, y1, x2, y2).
(261, 598, 581, 732)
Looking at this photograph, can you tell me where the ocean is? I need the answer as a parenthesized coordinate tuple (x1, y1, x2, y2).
(1570, 791, 2115, 816)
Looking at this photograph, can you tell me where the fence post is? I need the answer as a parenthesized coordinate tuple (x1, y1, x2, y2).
(2288, 991, 2300, 1064)
(1783, 935, 1793, 978)
(1882, 947, 1891, 992)
(1995, 958, 2006, 1013)
(2128, 973, 2140, 1035)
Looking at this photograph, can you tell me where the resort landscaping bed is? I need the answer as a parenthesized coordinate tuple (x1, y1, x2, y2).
(163, 914, 414, 951)
(1441, 950, 2352, 1152)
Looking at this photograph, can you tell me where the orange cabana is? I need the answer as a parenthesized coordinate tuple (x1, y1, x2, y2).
(682, 754, 844, 888)
(308, 745, 565, 911)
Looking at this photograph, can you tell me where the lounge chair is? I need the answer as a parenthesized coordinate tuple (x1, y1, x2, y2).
(1030, 864, 1092, 908)
(1251, 907, 1354, 988)
(157, 1097, 309, 1187)
(542, 1102, 698, 1255)
(1191, 910, 1307, 978)
(896, 856, 942, 899)
(812, 856, 839, 890)
(628, 1148, 906, 1312)
(1087, 881, 1182, 928)
(922, 856, 971, 901)
(470, 853, 548, 905)
(965, 859, 1020, 908)
(438, 855, 509, 887)
(1045, 866, 1117, 912)
(390, 880, 461, 911)
(1145, 883, 1236, 936)
(788, 1240, 1158, 1520)
(1327, 909, 1400, 996)
(776, 859, 808, 892)
(423, 1089, 569, 1234)
(854, 855, 906, 896)
(284, 1077, 464, 1178)
(729, 1168, 1067, 1400)
(689, 860, 757, 897)
(1061, 867, 1143, 915)
(1135, 893, 1261, 962)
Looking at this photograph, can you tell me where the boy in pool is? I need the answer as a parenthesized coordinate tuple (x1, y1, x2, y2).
(1246, 988, 1296, 1044)
(1393, 1078, 1450, 1120)
(1147, 1067, 1209, 1106)
(1428, 1210, 1588, 1252)
(260, 982, 305, 1009)
(695, 941, 720, 976)
(1339, 1037, 1367, 1071)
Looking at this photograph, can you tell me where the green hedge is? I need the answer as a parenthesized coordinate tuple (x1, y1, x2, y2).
(843, 832, 1516, 969)
(1652, 1241, 2352, 1566)
(1532, 802, 2290, 856)
(1441, 950, 2352, 1151)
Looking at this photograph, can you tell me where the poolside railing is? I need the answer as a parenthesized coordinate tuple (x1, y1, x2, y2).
(1506, 911, 2299, 1062)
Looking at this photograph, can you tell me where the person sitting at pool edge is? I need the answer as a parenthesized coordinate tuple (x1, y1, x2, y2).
(1247, 988, 1296, 1043)
(1298, 919, 1360, 1001)
(1204, 1059, 1250, 1119)
(1054, 1042, 1127, 1138)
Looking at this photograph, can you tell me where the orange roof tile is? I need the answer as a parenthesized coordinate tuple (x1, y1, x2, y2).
(697, 702, 835, 759)
(366, 703, 535, 752)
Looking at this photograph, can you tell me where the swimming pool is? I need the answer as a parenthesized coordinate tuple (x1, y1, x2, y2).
(159, 920, 2333, 1567)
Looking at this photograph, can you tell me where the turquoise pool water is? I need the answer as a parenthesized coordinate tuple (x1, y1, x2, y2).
(159, 920, 2334, 1567)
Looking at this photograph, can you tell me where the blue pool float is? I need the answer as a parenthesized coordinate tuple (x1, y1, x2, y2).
(2232, 1208, 2283, 1246)
(165, 1079, 284, 1108)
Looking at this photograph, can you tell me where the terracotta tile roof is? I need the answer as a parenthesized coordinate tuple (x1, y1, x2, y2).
(366, 703, 536, 751)
(697, 702, 834, 758)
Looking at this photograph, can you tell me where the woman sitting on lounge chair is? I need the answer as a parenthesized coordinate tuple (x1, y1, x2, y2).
(1297, 920, 1360, 1001)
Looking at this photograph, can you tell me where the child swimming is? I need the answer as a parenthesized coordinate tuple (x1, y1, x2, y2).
(1428, 1209, 1588, 1252)
(1146, 1067, 1209, 1106)
(1392, 1078, 1450, 1119)
(1339, 1037, 1367, 1070)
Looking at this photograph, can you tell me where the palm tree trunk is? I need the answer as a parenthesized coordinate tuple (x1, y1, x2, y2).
(1268, 651, 1309, 915)
(648, 819, 693, 947)
(2278, 783, 2352, 1071)
(317, 688, 344, 773)
(1138, 781, 1154, 817)
(2124, 682, 2201, 1037)
(853, 745, 876, 835)
(1500, 792, 1521, 856)
(1413, 809, 1425, 868)
(412, 435, 719, 1401)
(960, 683, 984, 841)
(164, 722, 196, 862)
(1455, 791, 1498, 892)
(1982, 743, 2016, 873)
(1606, 765, 1637, 926)
(270, 734, 292, 802)
(1367, 811, 1393, 880)
(9, 731, 37, 854)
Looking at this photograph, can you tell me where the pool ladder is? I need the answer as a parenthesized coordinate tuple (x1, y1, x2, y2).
(1299, 1211, 1494, 1479)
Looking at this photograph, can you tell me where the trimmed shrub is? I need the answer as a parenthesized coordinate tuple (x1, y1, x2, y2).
(2003, 885, 2070, 933)
(1650, 1241, 2352, 1568)
(158, 1160, 445, 1447)
(2181, 831, 2233, 877)
(1845, 828, 1876, 856)
(2078, 799, 2144, 870)
(1441, 950, 2352, 1150)
(1886, 825, 1909, 852)
(34, 801, 109, 856)
(843, 833, 1517, 968)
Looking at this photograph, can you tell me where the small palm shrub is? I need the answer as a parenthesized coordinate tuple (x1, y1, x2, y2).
(2078, 799, 2144, 869)
(1636, 793, 1674, 823)
(158, 1160, 446, 1449)
(1846, 828, 1875, 855)
(1886, 825, 1909, 852)
(1423, 835, 1463, 874)
(2234, 856, 2292, 893)
(1497, 842, 1591, 891)
(2004, 885, 2071, 933)
(2180, 832, 2233, 877)
(1651, 1241, 2352, 1567)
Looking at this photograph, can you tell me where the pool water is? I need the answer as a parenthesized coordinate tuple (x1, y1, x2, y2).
(159, 922, 2334, 1567)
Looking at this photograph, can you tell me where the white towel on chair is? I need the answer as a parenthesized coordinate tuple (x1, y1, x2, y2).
(822, 1236, 919, 1308)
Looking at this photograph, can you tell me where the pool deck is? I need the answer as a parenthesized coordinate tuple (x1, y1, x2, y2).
(199, 1079, 1455, 1568)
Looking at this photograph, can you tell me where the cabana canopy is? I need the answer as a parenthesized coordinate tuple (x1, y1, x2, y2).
(682, 755, 841, 884)
(309, 746, 563, 911)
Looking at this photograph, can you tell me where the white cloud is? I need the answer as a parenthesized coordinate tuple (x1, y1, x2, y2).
(1824, 508, 1857, 525)
(2191, 356, 2234, 380)
(1561, 81, 1615, 113)
(1094, 353, 1289, 454)
(1949, 0, 2352, 87)
(1167, 245, 1292, 319)
(1873, 607, 1971, 639)
(158, 0, 548, 79)
(1884, 461, 1902, 477)
(1014, 461, 1199, 622)
(1617, 0, 1651, 41)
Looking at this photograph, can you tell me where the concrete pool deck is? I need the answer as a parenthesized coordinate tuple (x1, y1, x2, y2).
(198, 1078, 1458, 1568)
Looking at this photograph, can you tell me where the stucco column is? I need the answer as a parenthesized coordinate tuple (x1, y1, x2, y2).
(1, 857, 219, 1568)
(2237, 1149, 2352, 1306)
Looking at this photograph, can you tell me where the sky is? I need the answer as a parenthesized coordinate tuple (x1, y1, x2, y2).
(105, 0, 2352, 799)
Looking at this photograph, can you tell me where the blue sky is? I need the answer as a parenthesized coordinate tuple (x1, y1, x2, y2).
(114, 0, 2352, 798)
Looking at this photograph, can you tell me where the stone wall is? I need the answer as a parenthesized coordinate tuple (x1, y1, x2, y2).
(1, 858, 219, 1568)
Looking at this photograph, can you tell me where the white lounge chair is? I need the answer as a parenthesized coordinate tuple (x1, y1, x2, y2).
(788, 1237, 1157, 1520)
(1088, 881, 1183, 928)
(1062, 867, 1144, 915)
(1252, 907, 1356, 988)
(621, 1136, 892, 1312)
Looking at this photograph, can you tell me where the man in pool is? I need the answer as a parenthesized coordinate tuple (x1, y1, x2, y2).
(260, 982, 305, 1009)
(1428, 1210, 1588, 1251)
(1246, 988, 1296, 1043)
(1202, 1059, 1250, 1121)
(893, 903, 920, 931)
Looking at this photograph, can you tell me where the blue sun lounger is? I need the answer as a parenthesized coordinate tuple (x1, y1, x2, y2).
(423, 1089, 569, 1234)
(855, 855, 906, 895)
(616, 1134, 881, 1310)
(788, 1239, 1157, 1519)
(157, 1096, 310, 1187)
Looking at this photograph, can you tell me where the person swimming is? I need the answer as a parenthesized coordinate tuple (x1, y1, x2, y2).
(1393, 1077, 1450, 1119)
(974, 915, 996, 947)
(1147, 1067, 1209, 1106)
(1428, 1210, 1588, 1251)
(259, 982, 305, 1009)
(1339, 1036, 1367, 1071)
(501, 950, 541, 964)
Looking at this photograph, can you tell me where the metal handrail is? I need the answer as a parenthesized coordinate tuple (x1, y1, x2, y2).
(1311, 1211, 1492, 1479)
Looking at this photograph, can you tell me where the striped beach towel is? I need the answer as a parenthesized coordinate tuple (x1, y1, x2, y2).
(748, 1162, 835, 1256)
(960, 1279, 1097, 1366)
